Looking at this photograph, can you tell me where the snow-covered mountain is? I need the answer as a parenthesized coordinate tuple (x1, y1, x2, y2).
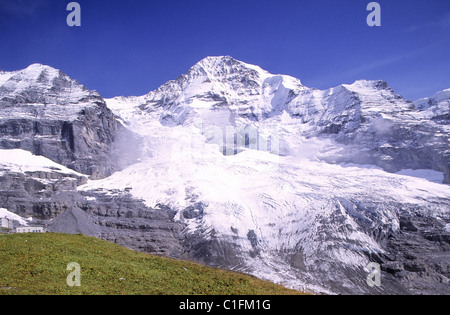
(108, 56, 450, 184)
(0, 63, 140, 179)
(0, 63, 94, 107)
(0, 57, 449, 295)
(414, 88, 450, 120)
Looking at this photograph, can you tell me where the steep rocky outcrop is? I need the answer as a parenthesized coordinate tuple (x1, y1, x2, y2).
(0, 64, 140, 179)
(0, 155, 186, 258)
(45, 192, 187, 257)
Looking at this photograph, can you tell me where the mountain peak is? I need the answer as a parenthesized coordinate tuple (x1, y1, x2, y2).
(195, 55, 244, 67)
(197, 55, 235, 64)
(190, 55, 271, 81)
(414, 87, 450, 112)
(0, 63, 97, 106)
(130, 56, 306, 123)
(25, 63, 55, 70)
(23, 64, 65, 84)
(343, 79, 390, 91)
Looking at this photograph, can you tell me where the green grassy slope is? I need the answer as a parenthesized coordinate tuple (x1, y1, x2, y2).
(0, 233, 304, 295)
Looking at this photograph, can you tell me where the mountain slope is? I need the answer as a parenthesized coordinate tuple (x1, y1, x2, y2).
(0, 233, 303, 295)
(0, 64, 140, 179)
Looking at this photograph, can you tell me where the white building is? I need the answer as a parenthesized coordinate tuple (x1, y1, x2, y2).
(0, 217, 13, 230)
(15, 226, 45, 234)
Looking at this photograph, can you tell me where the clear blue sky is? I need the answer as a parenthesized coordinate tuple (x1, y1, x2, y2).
(0, 0, 449, 100)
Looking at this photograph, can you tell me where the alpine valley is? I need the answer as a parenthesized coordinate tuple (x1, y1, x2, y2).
(0, 56, 449, 295)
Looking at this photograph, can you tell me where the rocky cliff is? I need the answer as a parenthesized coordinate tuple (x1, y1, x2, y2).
(0, 64, 140, 179)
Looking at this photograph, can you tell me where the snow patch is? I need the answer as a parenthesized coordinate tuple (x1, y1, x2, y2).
(0, 208, 29, 226)
(0, 149, 85, 176)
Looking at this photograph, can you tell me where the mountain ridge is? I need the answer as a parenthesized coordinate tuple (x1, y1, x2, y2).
(0, 63, 141, 179)
(105, 56, 450, 184)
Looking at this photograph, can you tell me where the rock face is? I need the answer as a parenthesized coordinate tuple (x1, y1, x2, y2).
(382, 213, 450, 294)
(46, 192, 187, 257)
(0, 150, 185, 257)
(0, 168, 85, 218)
(0, 58, 449, 295)
(0, 64, 140, 179)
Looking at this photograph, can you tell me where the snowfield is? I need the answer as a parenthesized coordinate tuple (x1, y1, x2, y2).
(0, 149, 85, 177)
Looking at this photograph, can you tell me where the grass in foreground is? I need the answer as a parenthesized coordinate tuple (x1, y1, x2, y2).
(0, 233, 305, 295)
